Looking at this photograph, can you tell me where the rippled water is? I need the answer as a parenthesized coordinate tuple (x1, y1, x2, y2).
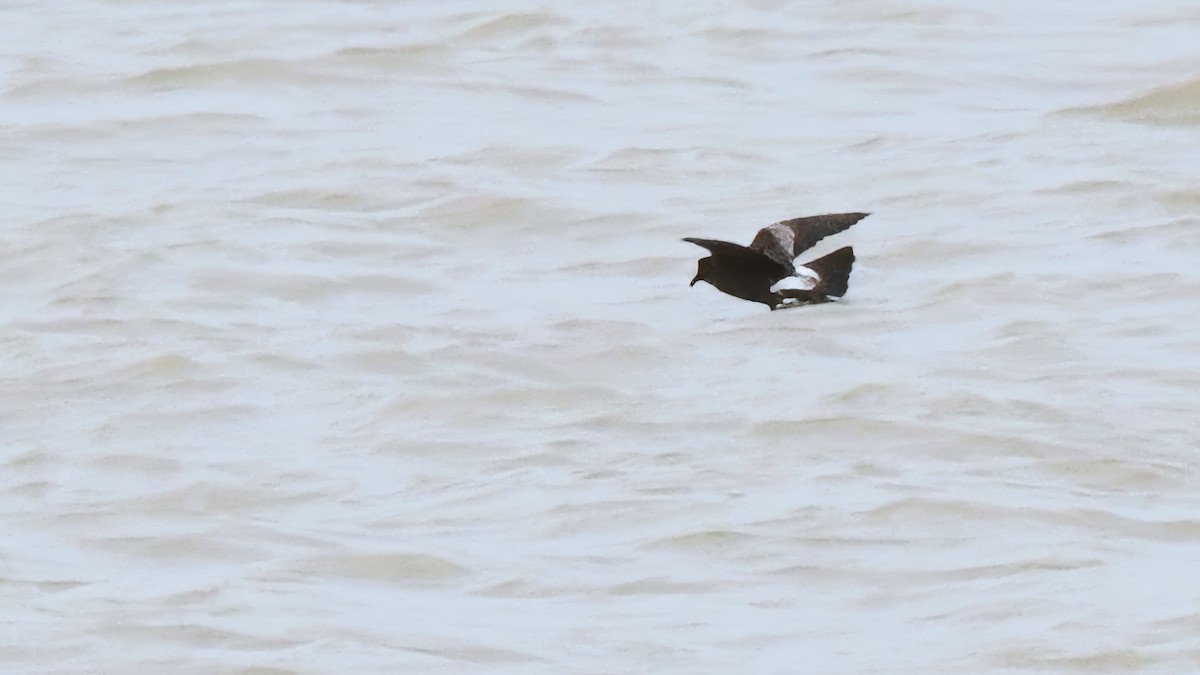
(4, 1, 1200, 672)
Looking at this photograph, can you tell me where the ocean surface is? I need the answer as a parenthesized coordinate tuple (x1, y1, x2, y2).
(4, 1, 1200, 672)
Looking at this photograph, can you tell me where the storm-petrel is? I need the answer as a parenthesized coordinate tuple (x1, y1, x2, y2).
(684, 212, 868, 310)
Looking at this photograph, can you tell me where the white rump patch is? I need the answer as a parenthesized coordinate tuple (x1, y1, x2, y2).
(770, 269, 820, 293)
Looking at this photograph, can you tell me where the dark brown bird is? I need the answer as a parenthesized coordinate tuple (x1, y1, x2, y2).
(684, 212, 868, 310)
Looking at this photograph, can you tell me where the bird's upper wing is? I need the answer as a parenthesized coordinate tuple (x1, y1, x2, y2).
(683, 237, 792, 273)
(748, 212, 869, 267)
(683, 237, 760, 260)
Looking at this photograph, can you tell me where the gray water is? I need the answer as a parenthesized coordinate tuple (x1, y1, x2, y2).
(4, 1, 1200, 672)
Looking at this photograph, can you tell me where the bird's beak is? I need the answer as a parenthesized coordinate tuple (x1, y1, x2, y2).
(690, 274, 701, 287)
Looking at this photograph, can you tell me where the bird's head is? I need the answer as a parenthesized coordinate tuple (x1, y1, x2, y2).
(690, 257, 714, 287)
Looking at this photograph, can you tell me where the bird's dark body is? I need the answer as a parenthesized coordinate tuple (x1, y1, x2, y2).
(684, 212, 868, 310)
(684, 243, 787, 306)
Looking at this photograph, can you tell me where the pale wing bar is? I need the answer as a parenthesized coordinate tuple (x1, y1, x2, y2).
(749, 212, 869, 267)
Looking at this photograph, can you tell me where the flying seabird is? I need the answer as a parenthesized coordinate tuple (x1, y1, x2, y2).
(684, 212, 869, 310)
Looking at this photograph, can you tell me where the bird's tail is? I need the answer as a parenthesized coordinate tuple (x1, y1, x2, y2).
(803, 246, 855, 298)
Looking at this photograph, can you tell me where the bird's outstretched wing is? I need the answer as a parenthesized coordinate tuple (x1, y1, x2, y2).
(682, 237, 791, 274)
(682, 237, 757, 259)
(749, 212, 869, 267)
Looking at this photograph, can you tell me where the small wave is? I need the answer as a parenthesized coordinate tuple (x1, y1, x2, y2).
(243, 189, 412, 214)
(458, 12, 572, 43)
(332, 44, 453, 70)
(606, 577, 713, 595)
(301, 551, 468, 584)
(1069, 76, 1200, 126)
(126, 58, 341, 90)
(644, 529, 757, 553)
